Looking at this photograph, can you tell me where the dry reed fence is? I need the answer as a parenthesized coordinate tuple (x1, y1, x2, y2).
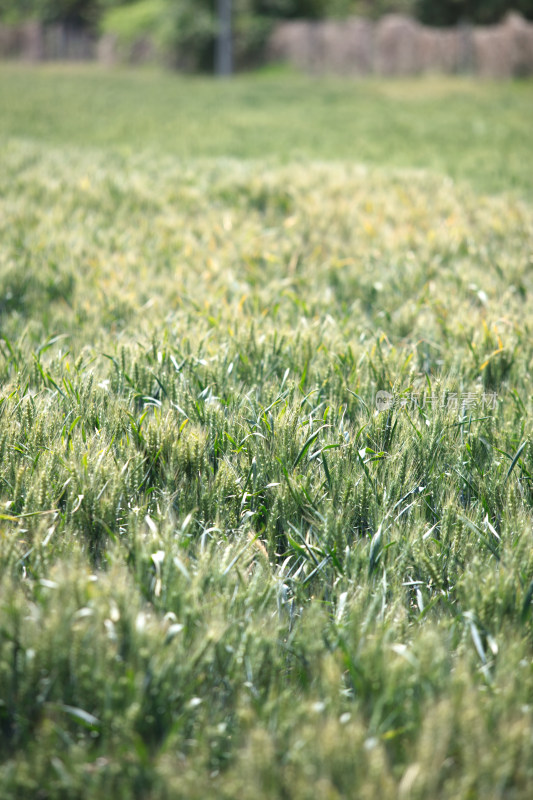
(268, 12, 533, 78)
(1, 12, 533, 76)
(0, 21, 96, 61)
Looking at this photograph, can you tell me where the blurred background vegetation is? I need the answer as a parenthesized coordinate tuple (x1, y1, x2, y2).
(1, 0, 533, 71)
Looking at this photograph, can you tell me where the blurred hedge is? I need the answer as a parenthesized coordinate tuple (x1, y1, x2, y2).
(1, 0, 533, 70)
(2, 0, 533, 30)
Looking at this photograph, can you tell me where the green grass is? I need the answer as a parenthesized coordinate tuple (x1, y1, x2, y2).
(0, 65, 532, 799)
(1, 64, 532, 196)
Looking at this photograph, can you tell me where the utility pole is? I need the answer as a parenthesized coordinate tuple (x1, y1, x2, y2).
(216, 0, 233, 77)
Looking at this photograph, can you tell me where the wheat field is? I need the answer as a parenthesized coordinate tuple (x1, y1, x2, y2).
(0, 66, 532, 799)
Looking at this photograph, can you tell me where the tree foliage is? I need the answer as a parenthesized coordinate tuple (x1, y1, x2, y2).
(1, 0, 532, 29)
(415, 0, 533, 25)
